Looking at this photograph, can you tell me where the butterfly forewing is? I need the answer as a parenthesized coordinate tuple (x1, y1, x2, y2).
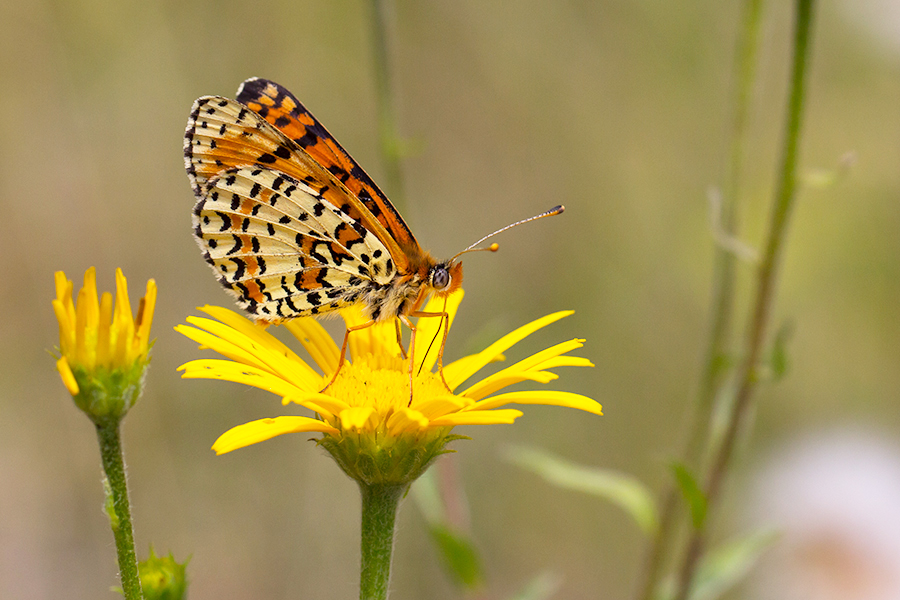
(185, 94, 410, 268)
(235, 78, 421, 257)
(195, 165, 397, 322)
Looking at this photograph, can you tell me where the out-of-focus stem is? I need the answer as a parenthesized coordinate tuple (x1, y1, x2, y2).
(368, 0, 406, 209)
(672, 1, 816, 598)
(632, 2, 764, 598)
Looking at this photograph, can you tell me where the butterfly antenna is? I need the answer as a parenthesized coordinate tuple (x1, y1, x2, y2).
(449, 205, 565, 262)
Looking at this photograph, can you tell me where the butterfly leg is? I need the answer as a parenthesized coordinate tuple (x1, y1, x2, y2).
(394, 318, 407, 360)
(320, 319, 376, 393)
(408, 310, 453, 393)
(399, 314, 418, 406)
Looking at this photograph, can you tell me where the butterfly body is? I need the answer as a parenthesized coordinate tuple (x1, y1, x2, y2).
(184, 78, 461, 325)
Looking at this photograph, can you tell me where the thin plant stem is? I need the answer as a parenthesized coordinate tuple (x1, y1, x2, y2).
(96, 421, 143, 600)
(673, 1, 817, 598)
(689, 0, 764, 468)
(359, 483, 406, 600)
(368, 0, 406, 209)
(632, 2, 764, 598)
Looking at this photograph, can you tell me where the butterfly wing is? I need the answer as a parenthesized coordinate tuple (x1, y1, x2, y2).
(235, 78, 421, 259)
(194, 165, 396, 323)
(184, 93, 411, 273)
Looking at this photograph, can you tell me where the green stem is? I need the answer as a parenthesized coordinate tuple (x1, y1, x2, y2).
(359, 483, 405, 600)
(96, 421, 143, 600)
(672, 1, 816, 598)
(632, 2, 764, 598)
(368, 0, 406, 209)
(690, 0, 764, 468)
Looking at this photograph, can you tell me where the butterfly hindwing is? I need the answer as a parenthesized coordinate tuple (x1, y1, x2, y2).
(194, 165, 396, 323)
(235, 78, 421, 257)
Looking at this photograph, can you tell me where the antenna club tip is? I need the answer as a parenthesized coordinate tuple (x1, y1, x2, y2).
(551, 205, 565, 215)
(489, 243, 499, 252)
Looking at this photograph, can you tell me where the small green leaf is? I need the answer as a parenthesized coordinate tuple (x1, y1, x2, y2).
(800, 152, 855, 189)
(504, 445, 658, 535)
(412, 470, 485, 590)
(670, 462, 708, 531)
(690, 529, 779, 600)
(102, 477, 119, 531)
(429, 524, 484, 589)
(509, 571, 562, 600)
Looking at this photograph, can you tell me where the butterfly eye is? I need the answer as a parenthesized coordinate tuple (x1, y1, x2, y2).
(431, 266, 451, 290)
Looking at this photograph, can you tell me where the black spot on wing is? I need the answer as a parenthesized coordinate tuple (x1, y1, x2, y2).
(227, 235, 242, 256)
(231, 258, 246, 279)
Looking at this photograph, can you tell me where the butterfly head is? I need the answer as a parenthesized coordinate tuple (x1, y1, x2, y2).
(428, 261, 464, 296)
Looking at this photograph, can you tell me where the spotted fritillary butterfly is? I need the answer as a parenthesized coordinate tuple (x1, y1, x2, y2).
(184, 78, 562, 381)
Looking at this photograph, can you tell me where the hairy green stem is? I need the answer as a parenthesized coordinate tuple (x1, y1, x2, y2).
(96, 422, 143, 600)
(368, 0, 406, 209)
(359, 483, 405, 600)
(632, 2, 764, 598)
(673, 1, 816, 598)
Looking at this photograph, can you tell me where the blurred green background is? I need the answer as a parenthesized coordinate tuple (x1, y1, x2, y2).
(1, 0, 898, 598)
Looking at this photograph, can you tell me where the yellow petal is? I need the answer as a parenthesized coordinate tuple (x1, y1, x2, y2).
(178, 319, 320, 389)
(281, 392, 351, 418)
(443, 310, 574, 389)
(200, 306, 307, 368)
(56, 357, 79, 396)
(429, 409, 524, 426)
(461, 371, 558, 401)
(353, 320, 402, 363)
(339, 406, 377, 431)
(339, 306, 376, 360)
(415, 395, 471, 419)
(75, 281, 99, 369)
(178, 358, 327, 411)
(112, 269, 135, 366)
(212, 416, 338, 455)
(54, 271, 70, 304)
(466, 390, 602, 416)
(195, 310, 321, 383)
(539, 356, 595, 369)
(52, 299, 74, 355)
(282, 318, 340, 374)
(114, 268, 133, 324)
(386, 407, 429, 435)
(134, 279, 157, 355)
(97, 292, 113, 366)
(176, 323, 276, 376)
(179, 359, 342, 419)
(459, 339, 590, 399)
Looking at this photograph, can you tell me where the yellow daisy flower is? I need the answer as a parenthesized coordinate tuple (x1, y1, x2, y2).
(52, 267, 157, 423)
(176, 290, 599, 485)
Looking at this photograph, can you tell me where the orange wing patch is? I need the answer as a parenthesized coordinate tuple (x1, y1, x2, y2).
(236, 78, 421, 257)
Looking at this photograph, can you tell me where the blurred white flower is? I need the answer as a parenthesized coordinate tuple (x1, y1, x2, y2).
(747, 430, 900, 600)
(840, 0, 900, 58)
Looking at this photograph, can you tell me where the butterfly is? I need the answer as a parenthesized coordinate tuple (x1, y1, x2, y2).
(184, 77, 562, 387)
